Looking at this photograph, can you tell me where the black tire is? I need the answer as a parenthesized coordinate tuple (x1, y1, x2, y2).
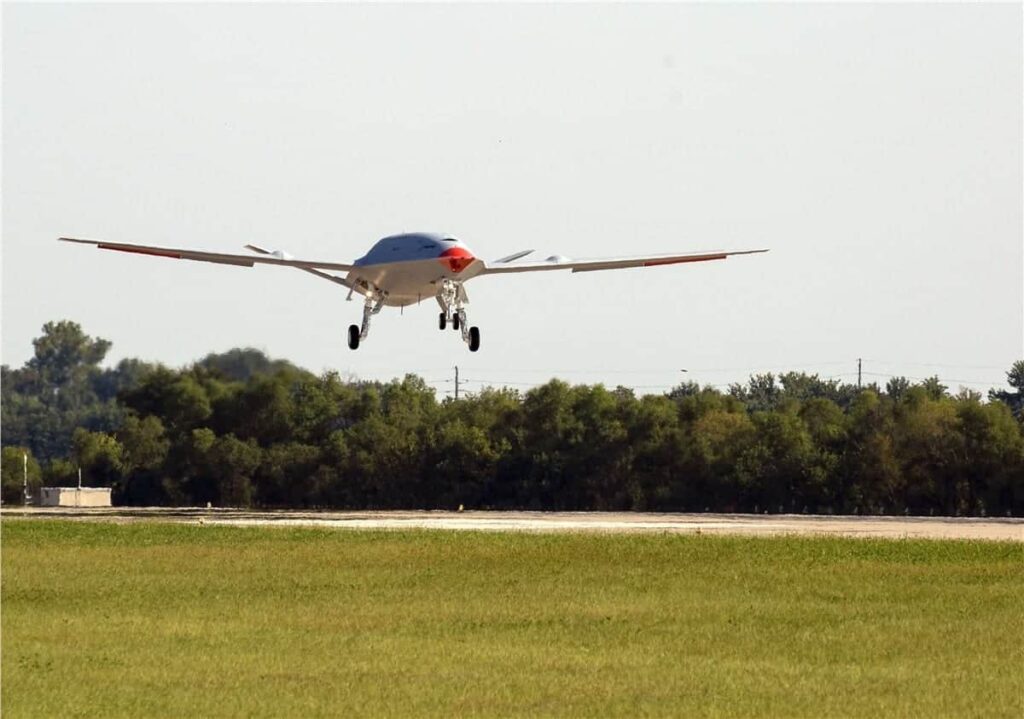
(348, 325, 360, 350)
(452, 314, 461, 331)
(439, 313, 447, 330)
(468, 326, 480, 352)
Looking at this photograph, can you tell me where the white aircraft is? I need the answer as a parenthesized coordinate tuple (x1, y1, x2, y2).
(59, 234, 767, 352)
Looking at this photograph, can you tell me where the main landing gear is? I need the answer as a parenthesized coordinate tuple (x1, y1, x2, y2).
(346, 281, 481, 352)
(347, 290, 386, 350)
(437, 279, 480, 352)
(438, 312, 463, 332)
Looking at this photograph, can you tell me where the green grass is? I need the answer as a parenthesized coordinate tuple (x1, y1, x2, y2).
(2, 520, 1022, 718)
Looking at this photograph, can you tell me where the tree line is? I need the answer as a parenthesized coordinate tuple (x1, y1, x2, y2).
(3, 321, 1022, 515)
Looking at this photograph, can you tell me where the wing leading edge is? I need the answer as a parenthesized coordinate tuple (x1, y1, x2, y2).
(58, 237, 357, 273)
(480, 248, 768, 274)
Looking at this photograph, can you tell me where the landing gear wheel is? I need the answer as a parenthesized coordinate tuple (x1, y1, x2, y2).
(468, 326, 480, 352)
(348, 325, 360, 350)
(439, 313, 447, 330)
(452, 314, 461, 331)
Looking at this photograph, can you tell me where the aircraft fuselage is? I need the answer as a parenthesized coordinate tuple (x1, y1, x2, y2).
(348, 233, 483, 307)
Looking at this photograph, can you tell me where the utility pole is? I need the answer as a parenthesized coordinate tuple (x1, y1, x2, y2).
(857, 358, 862, 388)
(23, 452, 28, 506)
(454, 365, 460, 400)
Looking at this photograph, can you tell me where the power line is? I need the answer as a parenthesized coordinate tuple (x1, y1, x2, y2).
(357, 360, 1014, 382)
(463, 361, 856, 375)
(860, 371, 1003, 387)
(864, 359, 1011, 371)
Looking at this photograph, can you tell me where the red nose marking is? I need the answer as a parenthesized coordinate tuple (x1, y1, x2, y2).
(439, 246, 476, 273)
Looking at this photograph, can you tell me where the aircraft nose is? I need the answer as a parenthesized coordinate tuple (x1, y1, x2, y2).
(439, 246, 475, 273)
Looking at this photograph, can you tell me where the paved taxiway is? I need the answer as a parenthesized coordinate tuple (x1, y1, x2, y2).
(3, 507, 1021, 541)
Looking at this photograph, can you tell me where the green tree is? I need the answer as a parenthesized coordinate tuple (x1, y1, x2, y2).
(27, 320, 111, 397)
(779, 372, 860, 409)
(626, 395, 684, 510)
(71, 428, 124, 488)
(344, 415, 423, 507)
(255, 442, 322, 507)
(290, 372, 356, 444)
(1, 447, 42, 504)
(197, 348, 305, 382)
(919, 376, 949, 401)
(213, 373, 295, 446)
(425, 421, 498, 509)
(311, 431, 352, 507)
(843, 391, 901, 513)
(118, 415, 170, 473)
(954, 398, 1024, 515)
(116, 414, 172, 505)
(2, 322, 122, 460)
(121, 368, 212, 433)
(689, 409, 756, 511)
(187, 431, 261, 507)
(93, 358, 160, 402)
(43, 459, 78, 487)
(209, 435, 261, 507)
(515, 380, 583, 509)
(886, 376, 911, 401)
(565, 385, 633, 510)
(894, 391, 960, 513)
(737, 410, 819, 512)
(989, 360, 1024, 421)
(729, 373, 781, 412)
(798, 398, 847, 510)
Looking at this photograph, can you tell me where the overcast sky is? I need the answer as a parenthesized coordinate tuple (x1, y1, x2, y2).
(3, 3, 1021, 397)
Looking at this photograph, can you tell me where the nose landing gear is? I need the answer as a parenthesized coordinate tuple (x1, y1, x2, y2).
(437, 279, 480, 352)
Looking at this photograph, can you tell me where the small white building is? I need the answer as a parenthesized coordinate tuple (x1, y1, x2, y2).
(38, 487, 112, 507)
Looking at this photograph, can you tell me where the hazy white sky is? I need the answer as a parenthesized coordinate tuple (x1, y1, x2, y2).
(3, 3, 1021, 397)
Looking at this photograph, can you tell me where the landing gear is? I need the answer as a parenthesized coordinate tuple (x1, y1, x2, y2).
(436, 279, 481, 352)
(347, 289, 386, 350)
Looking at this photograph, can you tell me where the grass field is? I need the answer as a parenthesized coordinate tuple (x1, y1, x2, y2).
(2, 520, 1021, 718)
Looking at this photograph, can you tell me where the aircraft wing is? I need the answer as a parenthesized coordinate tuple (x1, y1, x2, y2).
(480, 248, 768, 274)
(58, 237, 357, 273)
(244, 244, 352, 288)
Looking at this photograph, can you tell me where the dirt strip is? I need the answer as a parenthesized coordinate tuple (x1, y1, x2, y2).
(3, 507, 1022, 541)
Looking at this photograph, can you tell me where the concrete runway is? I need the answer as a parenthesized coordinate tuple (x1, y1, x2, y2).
(3, 507, 1022, 541)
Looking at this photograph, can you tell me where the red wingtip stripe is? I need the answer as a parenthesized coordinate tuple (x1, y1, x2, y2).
(643, 254, 727, 268)
(98, 244, 182, 260)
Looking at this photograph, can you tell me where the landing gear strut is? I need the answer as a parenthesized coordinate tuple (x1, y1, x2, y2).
(436, 279, 480, 352)
(347, 289, 386, 350)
